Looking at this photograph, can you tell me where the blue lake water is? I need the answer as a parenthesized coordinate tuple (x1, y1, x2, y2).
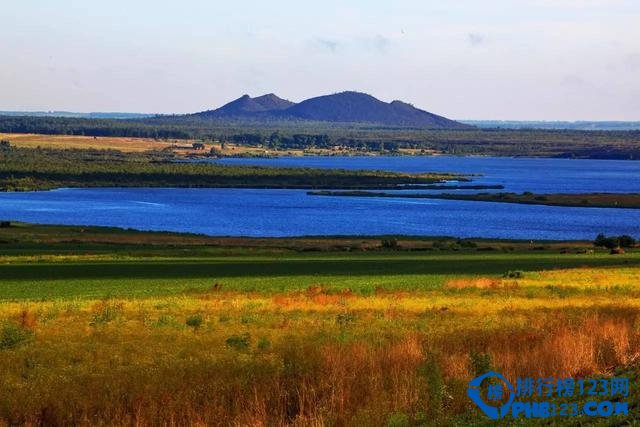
(0, 156, 639, 239)
(214, 155, 640, 194)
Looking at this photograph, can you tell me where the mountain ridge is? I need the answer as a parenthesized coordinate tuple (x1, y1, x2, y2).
(191, 91, 471, 129)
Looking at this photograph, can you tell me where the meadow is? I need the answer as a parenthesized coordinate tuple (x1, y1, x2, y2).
(1, 224, 640, 425)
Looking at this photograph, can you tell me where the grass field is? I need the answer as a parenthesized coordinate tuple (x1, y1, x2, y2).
(1, 224, 640, 425)
(0, 133, 175, 152)
(0, 132, 373, 157)
(0, 133, 293, 157)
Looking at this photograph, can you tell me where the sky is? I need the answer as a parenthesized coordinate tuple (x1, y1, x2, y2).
(1, 0, 639, 120)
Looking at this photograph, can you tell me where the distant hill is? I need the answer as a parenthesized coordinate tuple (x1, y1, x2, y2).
(195, 94, 295, 118)
(283, 91, 467, 128)
(190, 91, 470, 129)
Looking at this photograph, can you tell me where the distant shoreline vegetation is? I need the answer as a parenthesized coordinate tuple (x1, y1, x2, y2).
(1, 115, 640, 160)
(308, 190, 640, 209)
(0, 147, 464, 192)
(462, 120, 640, 131)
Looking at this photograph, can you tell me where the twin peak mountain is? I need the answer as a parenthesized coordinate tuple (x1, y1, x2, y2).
(191, 91, 470, 129)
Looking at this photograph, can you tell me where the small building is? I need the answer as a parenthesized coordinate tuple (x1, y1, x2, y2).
(192, 143, 205, 150)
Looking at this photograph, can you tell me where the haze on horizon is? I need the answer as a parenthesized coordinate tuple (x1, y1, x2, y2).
(1, 0, 639, 121)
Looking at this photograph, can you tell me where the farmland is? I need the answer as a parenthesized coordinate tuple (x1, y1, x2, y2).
(1, 224, 640, 425)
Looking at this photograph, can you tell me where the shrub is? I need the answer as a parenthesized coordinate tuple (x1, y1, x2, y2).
(257, 337, 271, 351)
(226, 333, 251, 350)
(0, 322, 33, 350)
(381, 238, 399, 249)
(594, 234, 635, 249)
(503, 270, 524, 279)
(185, 314, 204, 329)
(456, 239, 477, 248)
(619, 235, 636, 248)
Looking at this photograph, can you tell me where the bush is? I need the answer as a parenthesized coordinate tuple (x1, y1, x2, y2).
(185, 314, 204, 329)
(619, 235, 636, 248)
(456, 239, 477, 248)
(0, 322, 33, 350)
(226, 333, 251, 350)
(257, 337, 271, 350)
(381, 238, 399, 249)
(503, 270, 524, 279)
(594, 234, 636, 249)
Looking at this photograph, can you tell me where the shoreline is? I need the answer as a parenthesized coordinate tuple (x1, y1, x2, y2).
(308, 190, 640, 210)
(0, 221, 620, 246)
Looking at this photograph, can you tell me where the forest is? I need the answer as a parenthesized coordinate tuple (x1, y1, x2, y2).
(1, 115, 640, 159)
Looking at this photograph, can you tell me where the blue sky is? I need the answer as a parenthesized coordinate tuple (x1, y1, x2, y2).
(1, 0, 639, 119)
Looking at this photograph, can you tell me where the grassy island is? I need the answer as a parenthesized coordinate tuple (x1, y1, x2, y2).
(0, 147, 462, 191)
(309, 190, 640, 209)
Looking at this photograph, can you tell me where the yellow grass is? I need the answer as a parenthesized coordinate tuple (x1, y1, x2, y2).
(0, 133, 408, 157)
(0, 133, 175, 152)
(2, 268, 640, 425)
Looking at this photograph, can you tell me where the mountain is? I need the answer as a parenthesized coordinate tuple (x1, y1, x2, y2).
(190, 91, 470, 129)
(283, 91, 467, 128)
(196, 94, 295, 118)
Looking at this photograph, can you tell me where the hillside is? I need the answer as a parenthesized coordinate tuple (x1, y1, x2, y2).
(190, 91, 470, 129)
(282, 91, 469, 129)
(195, 94, 295, 118)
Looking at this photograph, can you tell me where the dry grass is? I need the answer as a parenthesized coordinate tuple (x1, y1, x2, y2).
(444, 277, 505, 289)
(0, 133, 175, 152)
(1, 275, 640, 425)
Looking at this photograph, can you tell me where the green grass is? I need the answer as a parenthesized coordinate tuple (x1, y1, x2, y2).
(1, 250, 638, 300)
(2, 223, 640, 425)
(0, 223, 637, 300)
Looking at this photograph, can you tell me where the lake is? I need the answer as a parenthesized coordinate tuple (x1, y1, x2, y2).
(0, 156, 639, 239)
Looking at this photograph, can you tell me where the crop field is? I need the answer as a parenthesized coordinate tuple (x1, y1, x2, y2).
(0, 133, 175, 152)
(1, 224, 640, 425)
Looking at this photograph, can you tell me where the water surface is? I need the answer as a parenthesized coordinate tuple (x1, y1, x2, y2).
(1, 156, 639, 239)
